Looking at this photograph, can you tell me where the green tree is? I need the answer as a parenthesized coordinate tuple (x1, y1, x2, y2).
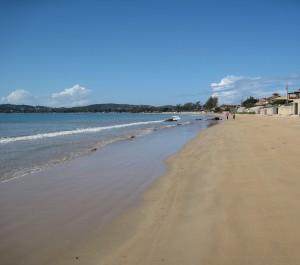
(194, 101, 201, 111)
(271, 99, 292, 106)
(242, 96, 258, 108)
(205, 96, 218, 110)
(183, 102, 194, 111)
(175, 104, 182, 112)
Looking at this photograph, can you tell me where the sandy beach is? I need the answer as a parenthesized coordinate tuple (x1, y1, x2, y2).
(95, 114, 300, 265)
(2, 114, 300, 265)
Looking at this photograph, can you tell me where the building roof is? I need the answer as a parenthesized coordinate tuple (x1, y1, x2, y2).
(288, 89, 300, 99)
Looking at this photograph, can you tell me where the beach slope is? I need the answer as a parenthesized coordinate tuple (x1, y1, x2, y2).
(99, 115, 300, 265)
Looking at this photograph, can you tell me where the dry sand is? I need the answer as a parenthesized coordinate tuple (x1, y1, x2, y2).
(88, 114, 300, 265)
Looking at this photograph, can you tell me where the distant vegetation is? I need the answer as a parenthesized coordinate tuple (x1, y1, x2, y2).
(241, 96, 258, 108)
(0, 96, 230, 114)
(0, 102, 205, 113)
(270, 99, 292, 105)
(2, 92, 294, 114)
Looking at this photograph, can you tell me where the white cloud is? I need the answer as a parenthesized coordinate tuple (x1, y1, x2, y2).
(50, 84, 92, 107)
(211, 75, 247, 91)
(1, 84, 92, 107)
(210, 74, 300, 105)
(1, 89, 33, 105)
(52, 84, 90, 98)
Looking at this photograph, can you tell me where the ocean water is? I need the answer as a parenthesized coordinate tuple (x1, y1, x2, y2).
(0, 112, 213, 182)
(0, 112, 222, 265)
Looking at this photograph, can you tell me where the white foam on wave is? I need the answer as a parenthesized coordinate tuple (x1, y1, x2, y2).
(0, 120, 164, 144)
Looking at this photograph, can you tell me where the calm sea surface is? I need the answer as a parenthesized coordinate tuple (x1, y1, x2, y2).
(0, 113, 214, 182)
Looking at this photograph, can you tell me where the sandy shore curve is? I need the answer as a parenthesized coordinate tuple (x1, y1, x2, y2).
(94, 114, 300, 265)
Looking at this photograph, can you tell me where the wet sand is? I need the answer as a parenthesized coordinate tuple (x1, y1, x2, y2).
(97, 115, 300, 265)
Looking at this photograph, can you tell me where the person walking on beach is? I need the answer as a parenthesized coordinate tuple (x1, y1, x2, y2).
(226, 113, 229, 120)
(233, 114, 235, 120)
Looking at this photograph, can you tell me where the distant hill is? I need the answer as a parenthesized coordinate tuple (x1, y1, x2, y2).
(0, 103, 177, 113)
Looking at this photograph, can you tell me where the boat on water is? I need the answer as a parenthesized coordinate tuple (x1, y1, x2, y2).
(164, 115, 181, 122)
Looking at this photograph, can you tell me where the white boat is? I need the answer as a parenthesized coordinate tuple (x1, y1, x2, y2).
(165, 115, 181, 122)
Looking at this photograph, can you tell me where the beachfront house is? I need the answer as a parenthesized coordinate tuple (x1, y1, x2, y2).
(288, 89, 300, 115)
(277, 105, 293, 116)
(259, 106, 278, 116)
(236, 91, 299, 116)
(256, 98, 268, 106)
(259, 92, 298, 116)
(292, 98, 300, 115)
(249, 106, 264, 114)
(236, 106, 263, 114)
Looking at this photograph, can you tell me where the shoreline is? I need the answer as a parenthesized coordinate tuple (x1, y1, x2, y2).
(0, 118, 213, 265)
(0, 112, 208, 182)
(91, 114, 300, 265)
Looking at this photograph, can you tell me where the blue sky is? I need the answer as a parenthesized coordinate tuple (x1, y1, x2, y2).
(1, 0, 300, 107)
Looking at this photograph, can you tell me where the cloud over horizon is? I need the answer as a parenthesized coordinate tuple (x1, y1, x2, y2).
(210, 74, 300, 105)
(1, 85, 92, 107)
(50, 84, 92, 107)
(2, 75, 300, 107)
(1, 89, 35, 105)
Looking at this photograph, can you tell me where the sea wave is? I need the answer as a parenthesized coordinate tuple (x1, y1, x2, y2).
(0, 120, 164, 144)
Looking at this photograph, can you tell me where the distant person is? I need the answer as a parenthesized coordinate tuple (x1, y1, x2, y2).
(226, 113, 229, 120)
(233, 114, 235, 120)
